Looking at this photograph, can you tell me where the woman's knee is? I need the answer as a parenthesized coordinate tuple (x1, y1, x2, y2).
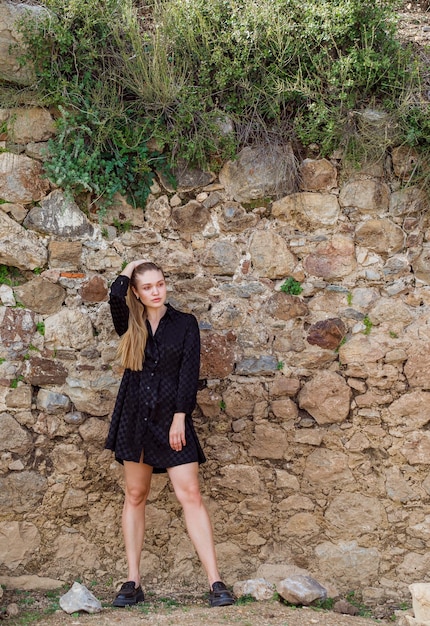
(175, 484, 202, 508)
(125, 484, 150, 507)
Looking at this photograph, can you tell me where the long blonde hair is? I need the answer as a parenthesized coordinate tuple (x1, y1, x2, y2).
(117, 262, 165, 371)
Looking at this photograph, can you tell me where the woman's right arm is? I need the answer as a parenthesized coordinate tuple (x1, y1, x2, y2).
(109, 261, 145, 335)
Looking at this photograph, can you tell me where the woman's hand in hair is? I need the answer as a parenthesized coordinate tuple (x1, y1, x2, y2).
(169, 413, 186, 451)
(120, 260, 146, 279)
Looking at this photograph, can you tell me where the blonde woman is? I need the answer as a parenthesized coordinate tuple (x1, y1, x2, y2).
(106, 260, 235, 608)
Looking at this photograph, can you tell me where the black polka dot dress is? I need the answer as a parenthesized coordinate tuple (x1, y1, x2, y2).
(105, 275, 206, 473)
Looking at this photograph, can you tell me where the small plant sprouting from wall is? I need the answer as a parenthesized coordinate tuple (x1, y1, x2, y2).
(362, 315, 373, 335)
(280, 277, 303, 296)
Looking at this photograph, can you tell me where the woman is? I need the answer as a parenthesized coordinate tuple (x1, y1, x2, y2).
(105, 260, 235, 609)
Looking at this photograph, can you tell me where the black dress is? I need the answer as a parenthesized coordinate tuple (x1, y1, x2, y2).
(105, 275, 206, 473)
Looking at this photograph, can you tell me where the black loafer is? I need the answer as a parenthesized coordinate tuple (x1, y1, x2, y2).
(112, 581, 145, 607)
(209, 581, 236, 607)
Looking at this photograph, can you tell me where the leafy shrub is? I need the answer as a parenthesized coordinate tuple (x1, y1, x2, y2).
(13, 0, 428, 197)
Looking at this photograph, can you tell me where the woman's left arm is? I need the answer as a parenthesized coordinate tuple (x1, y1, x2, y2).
(175, 315, 201, 415)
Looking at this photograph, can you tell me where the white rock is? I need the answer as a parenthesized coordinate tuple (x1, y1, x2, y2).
(59, 582, 102, 614)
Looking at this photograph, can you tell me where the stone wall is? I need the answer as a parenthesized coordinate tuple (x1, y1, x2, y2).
(1, 57, 430, 606)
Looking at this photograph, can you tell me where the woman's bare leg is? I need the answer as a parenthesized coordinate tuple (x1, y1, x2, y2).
(167, 462, 221, 586)
(122, 461, 153, 586)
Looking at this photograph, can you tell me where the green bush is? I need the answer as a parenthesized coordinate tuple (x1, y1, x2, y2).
(13, 0, 428, 200)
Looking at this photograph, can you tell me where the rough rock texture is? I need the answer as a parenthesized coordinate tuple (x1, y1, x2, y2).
(1, 104, 430, 609)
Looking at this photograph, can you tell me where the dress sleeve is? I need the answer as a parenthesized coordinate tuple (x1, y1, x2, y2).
(175, 315, 201, 415)
(109, 275, 130, 337)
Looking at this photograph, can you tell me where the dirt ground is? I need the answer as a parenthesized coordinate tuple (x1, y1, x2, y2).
(1, 584, 402, 626)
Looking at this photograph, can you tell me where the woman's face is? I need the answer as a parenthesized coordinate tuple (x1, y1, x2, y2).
(132, 269, 167, 310)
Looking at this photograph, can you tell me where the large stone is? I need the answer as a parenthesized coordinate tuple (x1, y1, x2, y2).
(338, 335, 386, 365)
(0, 412, 32, 453)
(303, 234, 356, 279)
(14, 277, 65, 314)
(44, 308, 94, 350)
(248, 423, 289, 460)
(172, 200, 210, 233)
(298, 371, 351, 424)
(339, 178, 390, 214)
(303, 449, 354, 487)
(272, 192, 340, 230)
(409, 583, 430, 624)
(36, 389, 71, 414)
(220, 464, 261, 494)
(277, 575, 327, 605)
(0, 471, 47, 513)
(412, 245, 430, 284)
(265, 292, 308, 320)
(249, 230, 297, 279)
(392, 146, 420, 180)
(48, 241, 82, 270)
(200, 332, 235, 378)
(404, 343, 430, 389)
(218, 202, 258, 232)
(389, 186, 427, 218)
(0, 575, 64, 591)
(325, 493, 386, 537)
(401, 432, 430, 465)
(144, 195, 172, 231)
(0, 522, 40, 571)
(355, 219, 404, 255)
(8, 108, 56, 143)
(315, 541, 380, 590)
(62, 372, 118, 416)
(219, 145, 297, 203)
(26, 357, 68, 386)
(199, 240, 240, 276)
(59, 582, 102, 614)
(79, 275, 108, 303)
(236, 355, 279, 376)
(0, 307, 36, 358)
(0, 152, 50, 203)
(233, 578, 275, 601)
(299, 158, 337, 192)
(24, 190, 94, 237)
(0, 2, 48, 85)
(0, 209, 48, 270)
(383, 390, 430, 432)
(307, 318, 346, 350)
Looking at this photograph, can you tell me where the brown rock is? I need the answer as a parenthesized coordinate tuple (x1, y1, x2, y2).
(300, 158, 337, 191)
(0, 307, 36, 358)
(79, 275, 108, 303)
(249, 231, 297, 279)
(272, 192, 340, 230)
(298, 371, 351, 424)
(0, 152, 50, 203)
(270, 376, 301, 398)
(48, 241, 82, 270)
(339, 178, 390, 214)
(392, 145, 420, 180)
(172, 200, 210, 233)
(8, 108, 56, 143)
(200, 332, 235, 378)
(26, 357, 68, 386)
(265, 292, 308, 320)
(14, 277, 66, 314)
(303, 235, 356, 279)
(248, 423, 289, 460)
(355, 219, 404, 255)
(307, 318, 346, 350)
(218, 202, 258, 232)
